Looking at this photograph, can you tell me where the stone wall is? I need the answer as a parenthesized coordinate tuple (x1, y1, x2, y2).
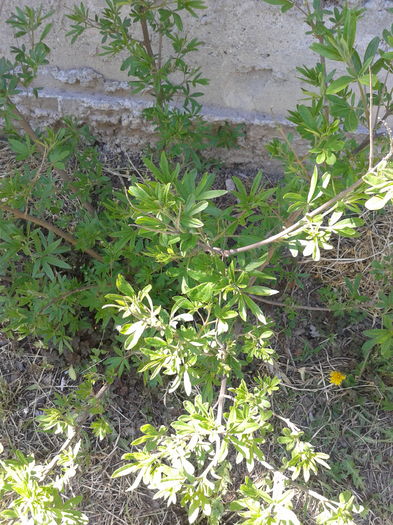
(0, 0, 391, 167)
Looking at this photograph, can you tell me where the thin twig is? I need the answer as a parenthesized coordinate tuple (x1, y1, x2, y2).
(216, 376, 227, 426)
(351, 109, 392, 155)
(258, 458, 339, 511)
(39, 285, 95, 314)
(299, 241, 393, 264)
(213, 178, 364, 256)
(250, 295, 331, 312)
(199, 376, 227, 480)
(278, 127, 309, 180)
(24, 145, 49, 213)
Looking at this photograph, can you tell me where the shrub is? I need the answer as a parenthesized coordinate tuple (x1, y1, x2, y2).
(1, 0, 392, 523)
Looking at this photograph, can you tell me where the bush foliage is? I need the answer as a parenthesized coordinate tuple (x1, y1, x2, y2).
(0, 0, 392, 523)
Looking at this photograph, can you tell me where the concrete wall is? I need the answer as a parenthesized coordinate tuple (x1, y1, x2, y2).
(0, 0, 391, 167)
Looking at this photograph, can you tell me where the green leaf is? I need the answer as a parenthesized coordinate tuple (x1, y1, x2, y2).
(344, 110, 358, 132)
(365, 192, 393, 210)
(182, 217, 204, 228)
(183, 370, 192, 396)
(361, 338, 377, 353)
(198, 190, 227, 200)
(112, 463, 137, 478)
(188, 501, 200, 524)
(330, 218, 363, 231)
(263, 0, 293, 10)
(49, 149, 70, 164)
(316, 152, 326, 164)
(45, 256, 71, 269)
(188, 201, 209, 216)
(135, 217, 164, 229)
(326, 75, 354, 95)
(40, 22, 53, 42)
(116, 275, 135, 296)
(343, 9, 357, 50)
(310, 43, 342, 61)
(363, 36, 380, 66)
(260, 0, 293, 5)
(188, 282, 215, 302)
(124, 321, 146, 350)
(8, 138, 31, 159)
(245, 285, 278, 296)
(358, 73, 378, 87)
(243, 295, 267, 324)
(307, 166, 318, 203)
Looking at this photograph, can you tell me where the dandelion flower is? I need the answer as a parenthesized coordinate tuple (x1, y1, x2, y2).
(329, 370, 346, 386)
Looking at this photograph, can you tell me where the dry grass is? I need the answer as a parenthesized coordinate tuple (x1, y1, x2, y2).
(1, 315, 392, 524)
(0, 338, 186, 524)
(303, 208, 393, 301)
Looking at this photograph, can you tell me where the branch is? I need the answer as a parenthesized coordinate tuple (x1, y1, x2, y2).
(369, 68, 374, 170)
(212, 179, 363, 256)
(216, 376, 227, 426)
(140, 17, 155, 64)
(351, 109, 392, 156)
(212, 147, 393, 258)
(250, 295, 331, 312)
(0, 204, 104, 262)
(258, 458, 338, 512)
(39, 285, 95, 315)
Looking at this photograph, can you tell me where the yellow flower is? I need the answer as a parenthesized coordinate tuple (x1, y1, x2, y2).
(329, 370, 346, 386)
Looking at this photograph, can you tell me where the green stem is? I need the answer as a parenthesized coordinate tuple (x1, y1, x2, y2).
(358, 81, 370, 125)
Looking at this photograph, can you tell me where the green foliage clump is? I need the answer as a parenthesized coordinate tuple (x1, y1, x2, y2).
(0, 442, 88, 525)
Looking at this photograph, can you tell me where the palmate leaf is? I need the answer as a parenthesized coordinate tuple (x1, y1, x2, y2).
(8, 138, 32, 159)
(45, 256, 72, 269)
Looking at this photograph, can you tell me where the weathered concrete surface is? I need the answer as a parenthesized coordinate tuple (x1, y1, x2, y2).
(0, 0, 391, 167)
